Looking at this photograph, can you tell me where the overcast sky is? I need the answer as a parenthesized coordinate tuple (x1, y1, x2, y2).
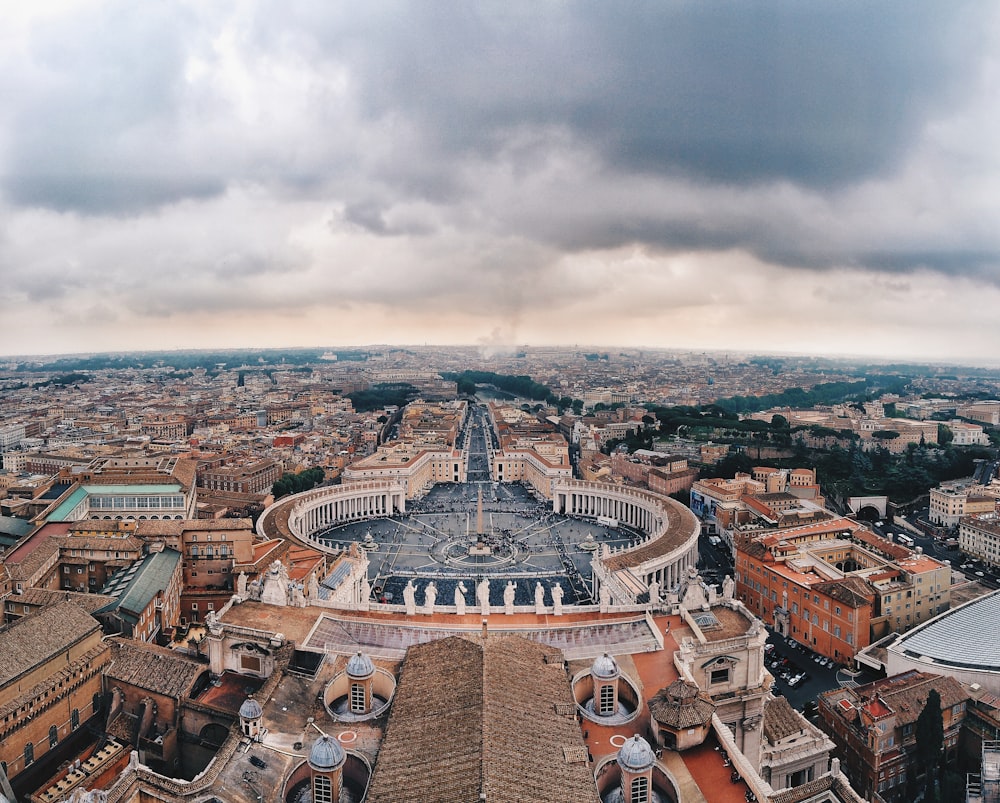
(2, 1, 999, 363)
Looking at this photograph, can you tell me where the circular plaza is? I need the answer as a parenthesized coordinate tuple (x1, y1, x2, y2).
(257, 475, 700, 610)
(316, 482, 641, 605)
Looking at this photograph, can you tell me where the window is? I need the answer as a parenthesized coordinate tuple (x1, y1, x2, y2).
(313, 775, 333, 803)
(64, 566, 70, 574)
(24, 742, 34, 766)
(49, 725, 58, 748)
(630, 776, 650, 803)
(599, 684, 616, 715)
(710, 668, 730, 685)
(72, 709, 80, 729)
(351, 683, 366, 713)
(191, 603, 198, 610)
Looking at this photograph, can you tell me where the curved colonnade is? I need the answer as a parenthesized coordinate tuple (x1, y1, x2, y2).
(554, 480, 700, 604)
(258, 479, 699, 607)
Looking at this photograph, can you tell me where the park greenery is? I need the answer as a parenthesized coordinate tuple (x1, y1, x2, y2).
(272, 467, 326, 499)
(443, 370, 584, 414)
(602, 398, 998, 508)
(347, 383, 419, 412)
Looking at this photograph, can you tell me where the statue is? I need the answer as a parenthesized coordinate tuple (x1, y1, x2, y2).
(423, 582, 437, 614)
(248, 579, 262, 602)
(477, 578, 491, 613)
(534, 581, 546, 614)
(599, 583, 612, 611)
(455, 581, 468, 615)
(503, 581, 516, 614)
(237, 571, 248, 598)
(403, 580, 416, 616)
(723, 575, 735, 601)
(551, 583, 564, 616)
(308, 573, 319, 600)
(648, 580, 660, 608)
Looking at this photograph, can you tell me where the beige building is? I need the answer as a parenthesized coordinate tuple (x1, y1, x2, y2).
(929, 479, 998, 528)
(959, 511, 1000, 567)
(0, 602, 111, 788)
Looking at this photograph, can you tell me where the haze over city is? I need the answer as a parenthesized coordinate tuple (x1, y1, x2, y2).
(3, 2, 999, 361)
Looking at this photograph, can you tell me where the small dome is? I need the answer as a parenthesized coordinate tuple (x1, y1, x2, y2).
(309, 734, 346, 772)
(591, 652, 620, 680)
(618, 735, 656, 772)
(346, 651, 375, 678)
(239, 696, 263, 720)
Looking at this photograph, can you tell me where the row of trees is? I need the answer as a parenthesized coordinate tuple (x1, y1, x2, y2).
(347, 383, 419, 412)
(444, 370, 585, 414)
(272, 467, 325, 499)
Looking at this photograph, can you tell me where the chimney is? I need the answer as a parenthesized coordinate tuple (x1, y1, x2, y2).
(482, 619, 488, 639)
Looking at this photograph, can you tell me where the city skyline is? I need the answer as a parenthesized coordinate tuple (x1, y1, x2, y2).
(3, 2, 999, 361)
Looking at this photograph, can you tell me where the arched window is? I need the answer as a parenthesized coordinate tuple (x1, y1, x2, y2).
(24, 742, 34, 766)
(49, 725, 58, 747)
(630, 775, 649, 803)
(71, 709, 80, 729)
(313, 775, 333, 803)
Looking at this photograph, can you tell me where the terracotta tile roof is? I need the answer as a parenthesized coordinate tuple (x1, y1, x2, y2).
(813, 576, 874, 608)
(770, 773, 867, 803)
(0, 601, 102, 682)
(648, 679, 716, 729)
(763, 695, 805, 744)
(602, 501, 698, 571)
(105, 637, 208, 699)
(11, 587, 117, 613)
(366, 634, 599, 803)
(135, 518, 254, 536)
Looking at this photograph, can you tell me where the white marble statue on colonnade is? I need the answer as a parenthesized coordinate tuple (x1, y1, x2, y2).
(477, 578, 491, 614)
(534, 581, 546, 614)
(599, 583, 611, 613)
(551, 583, 564, 615)
(503, 581, 516, 615)
(260, 560, 290, 607)
(403, 579, 417, 615)
(455, 582, 468, 615)
(423, 582, 437, 614)
(237, 571, 248, 598)
(648, 580, 660, 610)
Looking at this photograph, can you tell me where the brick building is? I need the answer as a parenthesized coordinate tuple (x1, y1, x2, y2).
(0, 602, 111, 792)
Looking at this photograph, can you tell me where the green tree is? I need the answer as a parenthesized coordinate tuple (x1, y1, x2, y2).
(937, 424, 954, 446)
(571, 399, 584, 415)
(915, 688, 944, 802)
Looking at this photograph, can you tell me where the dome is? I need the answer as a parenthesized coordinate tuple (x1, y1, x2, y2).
(591, 652, 620, 680)
(309, 734, 346, 772)
(618, 735, 656, 772)
(239, 696, 263, 720)
(346, 651, 375, 678)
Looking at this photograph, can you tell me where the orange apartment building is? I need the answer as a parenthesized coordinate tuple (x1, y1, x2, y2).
(735, 518, 950, 663)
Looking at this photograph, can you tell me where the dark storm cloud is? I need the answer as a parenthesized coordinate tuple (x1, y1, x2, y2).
(1, 0, 997, 303)
(293, 0, 978, 188)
